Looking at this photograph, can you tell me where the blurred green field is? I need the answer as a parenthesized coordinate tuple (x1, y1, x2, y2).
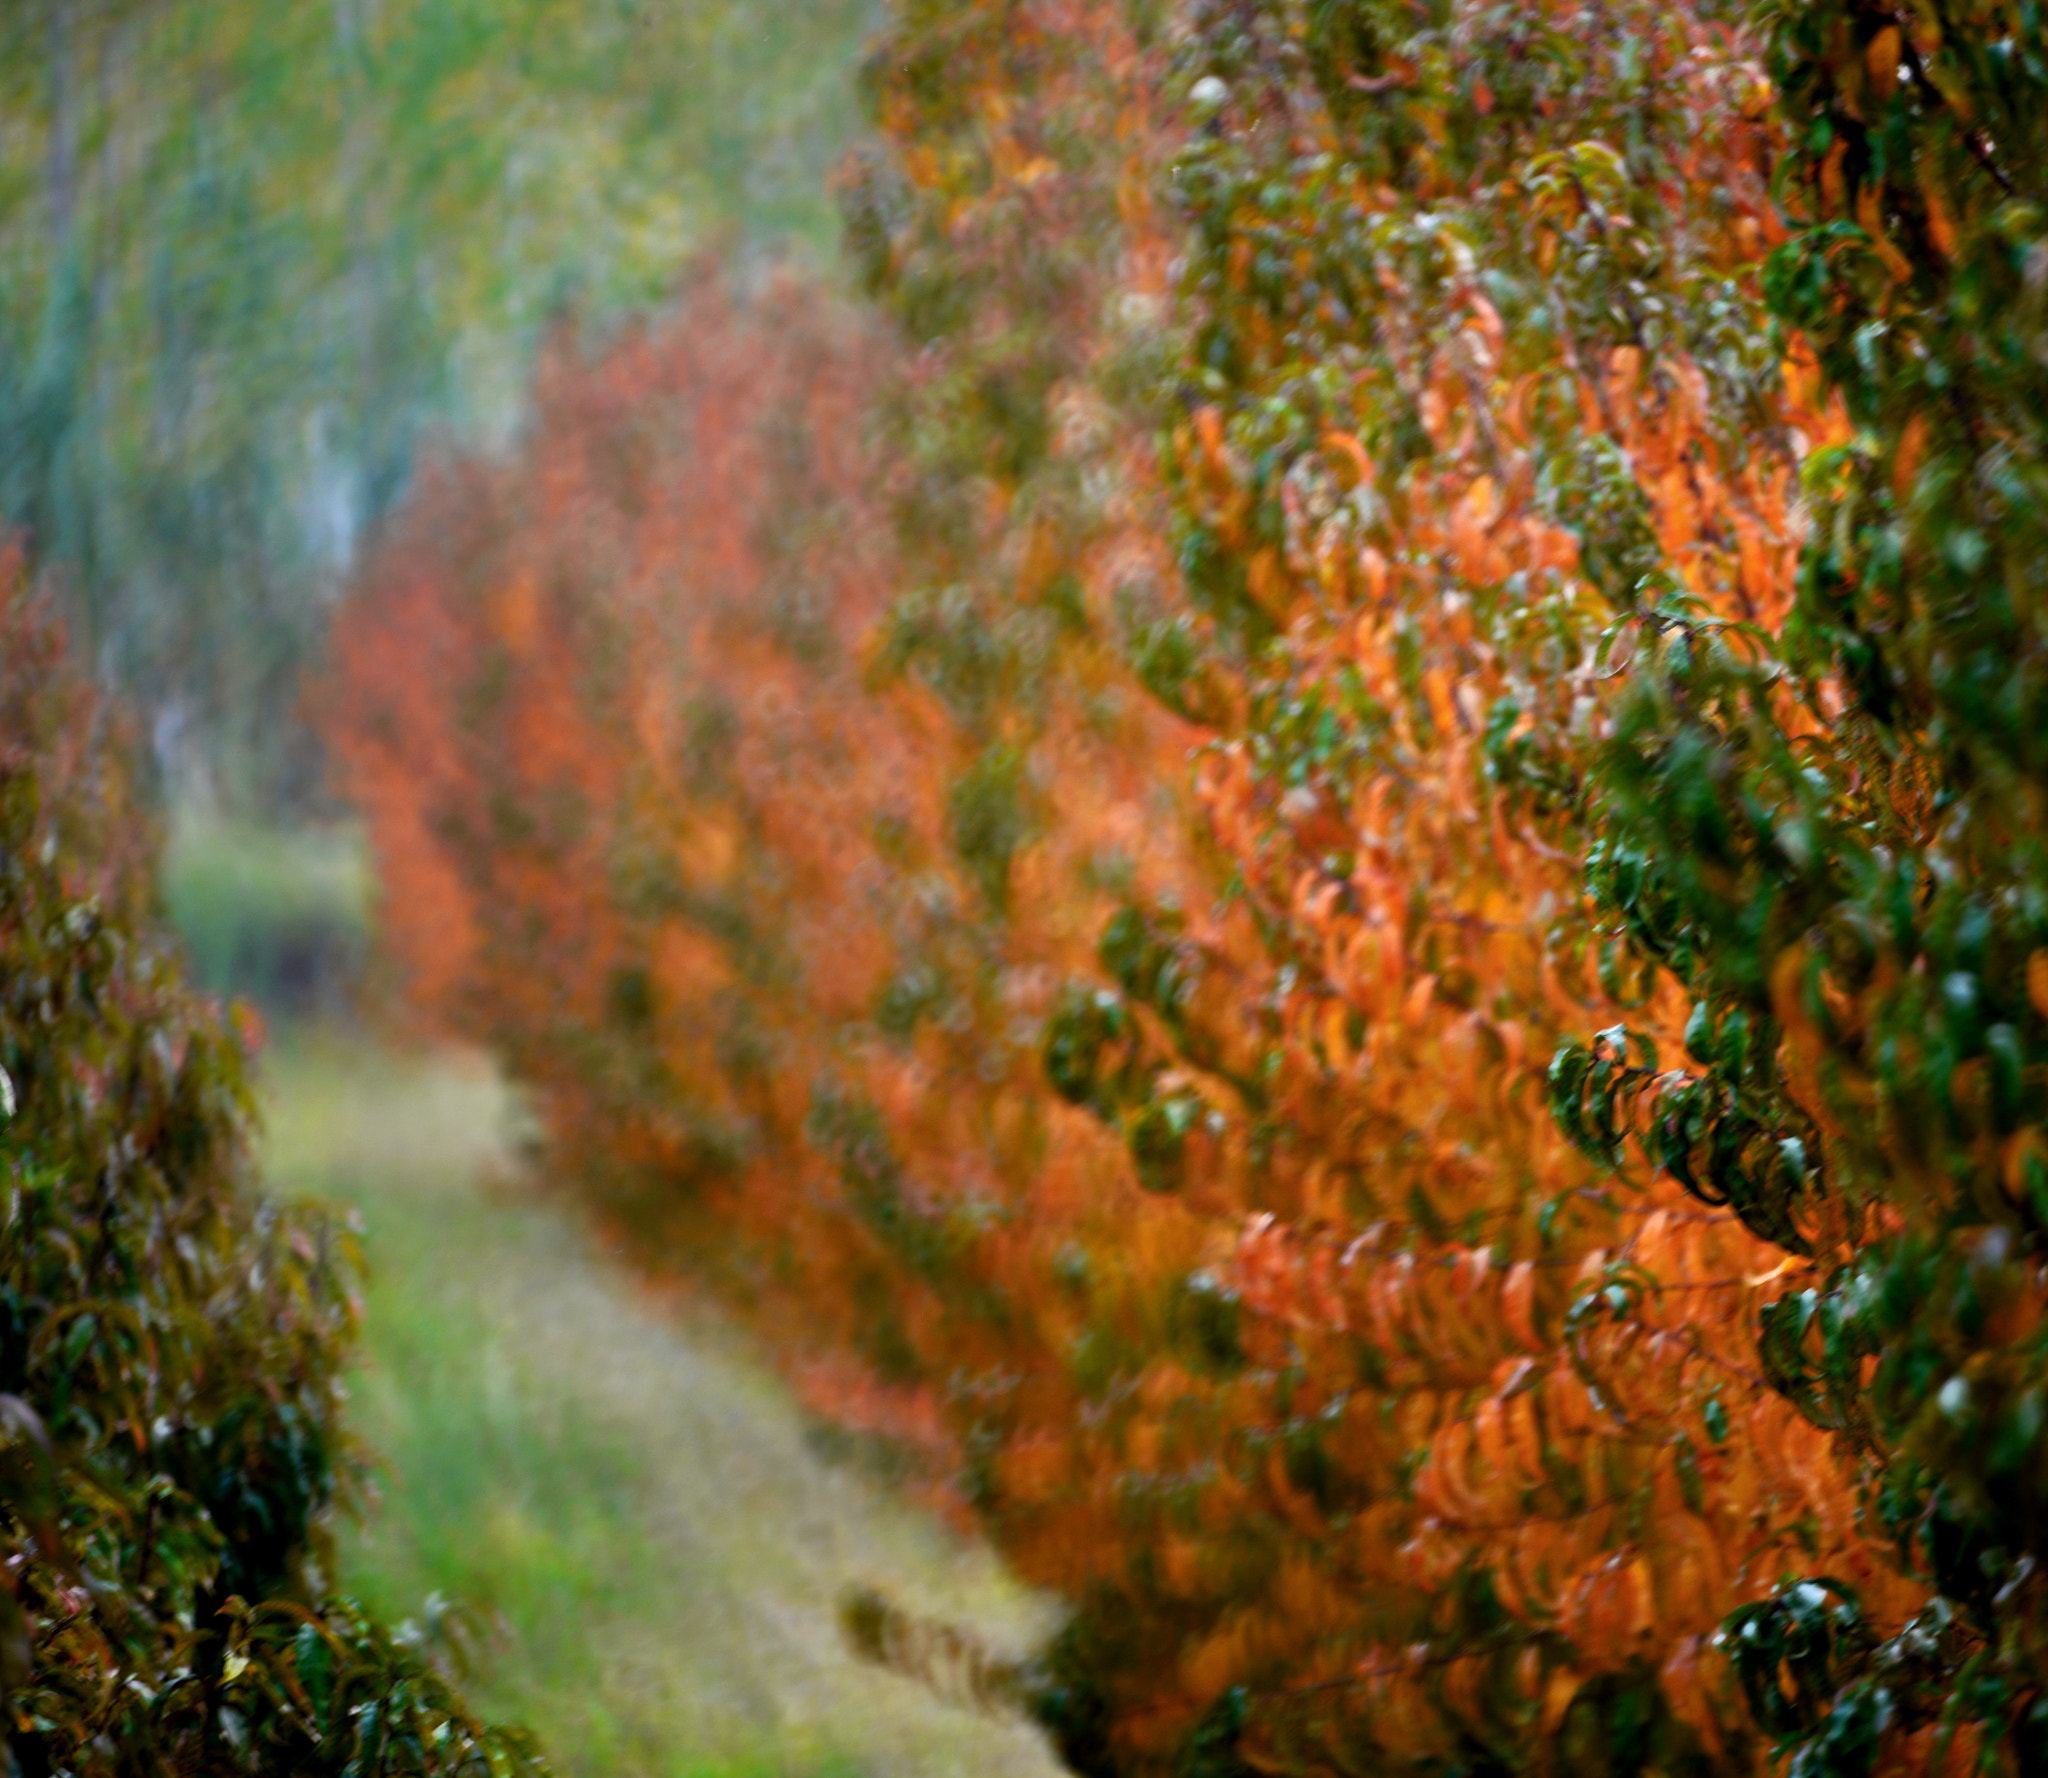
(161, 816, 372, 1017)
(252, 1035, 1062, 1778)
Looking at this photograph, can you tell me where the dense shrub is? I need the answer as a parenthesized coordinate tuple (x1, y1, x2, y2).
(0, 553, 540, 1776)
(327, 1, 2048, 1772)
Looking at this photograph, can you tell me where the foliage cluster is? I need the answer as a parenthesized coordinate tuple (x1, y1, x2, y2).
(0, 556, 539, 1776)
(326, 0, 2048, 1773)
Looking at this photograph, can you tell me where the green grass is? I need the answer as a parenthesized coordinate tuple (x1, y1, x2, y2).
(254, 1035, 1061, 1778)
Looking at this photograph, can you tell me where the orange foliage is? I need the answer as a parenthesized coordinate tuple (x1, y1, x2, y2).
(324, 257, 1207, 1536)
(323, 0, 2018, 1770)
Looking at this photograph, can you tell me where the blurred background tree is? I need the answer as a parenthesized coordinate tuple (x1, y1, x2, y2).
(0, 0, 873, 815)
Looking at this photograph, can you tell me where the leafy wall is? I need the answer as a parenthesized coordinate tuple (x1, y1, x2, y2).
(0, 553, 540, 1777)
(327, 1, 2048, 1772)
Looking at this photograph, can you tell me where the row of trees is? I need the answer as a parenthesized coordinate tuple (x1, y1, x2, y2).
(327, 0, 2048, 1772)
(0, 553, 544, 1775)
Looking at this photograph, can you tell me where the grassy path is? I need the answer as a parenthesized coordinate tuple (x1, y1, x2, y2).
(256, 1037, 1062, 1778)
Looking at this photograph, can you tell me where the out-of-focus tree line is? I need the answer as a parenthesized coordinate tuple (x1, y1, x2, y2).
(0, 0, 870, 811)
(0, 6, 896, 1773)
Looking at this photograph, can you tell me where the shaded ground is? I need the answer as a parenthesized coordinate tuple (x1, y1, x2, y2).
(256, 1036, 1063, 1778)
